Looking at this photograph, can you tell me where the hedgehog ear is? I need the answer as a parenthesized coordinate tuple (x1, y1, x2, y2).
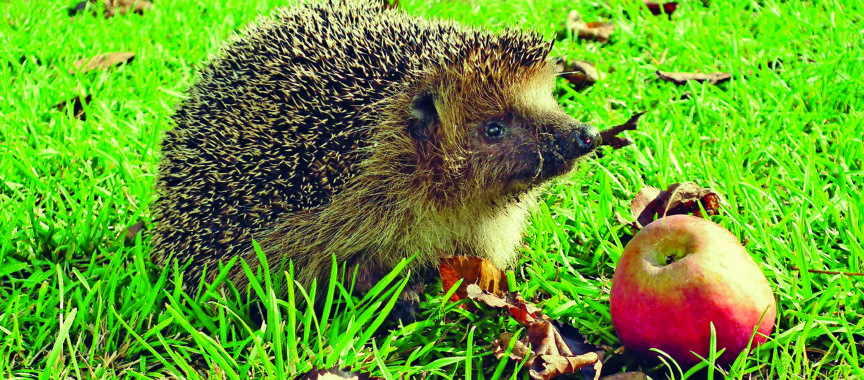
(408, 93, 438, 141)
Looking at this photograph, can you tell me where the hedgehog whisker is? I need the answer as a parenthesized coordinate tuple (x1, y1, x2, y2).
(533, 149, 543, 181)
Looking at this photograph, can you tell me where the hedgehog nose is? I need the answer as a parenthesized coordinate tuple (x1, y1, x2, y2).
(571, 123, 600, 154)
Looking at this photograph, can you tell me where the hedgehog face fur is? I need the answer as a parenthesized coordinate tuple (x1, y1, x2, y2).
(150, 0, 600, 297)
(404, 62, 598, 205)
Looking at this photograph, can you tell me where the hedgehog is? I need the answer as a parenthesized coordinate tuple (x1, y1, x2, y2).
(150, 0, 600, 301)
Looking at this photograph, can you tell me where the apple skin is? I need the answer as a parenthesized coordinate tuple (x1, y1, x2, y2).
(610, 215, 776, 368)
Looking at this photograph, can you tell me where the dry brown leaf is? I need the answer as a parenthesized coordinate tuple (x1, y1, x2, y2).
(598, 112, 645, 151)
(527, 321, 574, 357)
(556, 60, 602, 91)
(629, 185, 662, 225)
(123, 220, 146, 246)
(465, 284, 541, 324)
(53, 94, 92, 120)
(553, 321, 605, 379)
(599, 372, 649, 380)
(298, 368, 381, 380)
(380, 0, 399, 10)
(439, 256, 509, 302)
(531, 352, 602, 380)
(656, 70, 731, 85)
(566, 10, 614, 43)
(614, 210, 631, 227)
(629, 182, 723, 228)
(69, 0, 151, 18)
(494, 333, 531, 361)
(494, 321, 603, 380)
(71, 52, 135, 74)
(644, 2, 679, 18)
(462, 271, 603, 379)
(104, 0, 152, 18)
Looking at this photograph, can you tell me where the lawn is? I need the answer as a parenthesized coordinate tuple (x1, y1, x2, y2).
(1, 0, 862, 378)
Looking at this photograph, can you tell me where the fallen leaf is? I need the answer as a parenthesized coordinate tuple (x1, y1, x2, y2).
(104, 0, 152, 18)
(566, 10, 614, 43)
(557, 60, 602, 91)
(53, 94, 92, 120)
(531, 352, 602, 380)
(614, 210, 631, 227)
(465, 284, 541, 325)
(791, 266, 864, 277)
(599, 372, 649, 380)
(644, 2, 679, 18)
(380, 0, 399, 10)
(529, 352, 603, 380)
(494, 321, 603, 380)
(598, 112, 645, 151)
(471, 285, 603, 379)
(439, 256, 509, 302)
(629, 182, 723, 228)
(298, 368, 380, 380)
(69, 0, 151, 18)
(553, 321, 605, 380)
(71, 52, 135, 74)
(123, 220, 146, 246)
(656, 70, 731, 85)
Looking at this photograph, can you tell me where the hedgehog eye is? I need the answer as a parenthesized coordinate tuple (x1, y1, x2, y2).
(484, 121, 507, 140)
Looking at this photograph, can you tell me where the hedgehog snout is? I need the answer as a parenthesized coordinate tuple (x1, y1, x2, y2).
(548, 123, 600, 160)
(535, 122, 599, 180)
(569, 123, 600, 157)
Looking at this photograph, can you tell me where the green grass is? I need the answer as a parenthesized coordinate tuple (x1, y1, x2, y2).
(1, 0, 862, 378)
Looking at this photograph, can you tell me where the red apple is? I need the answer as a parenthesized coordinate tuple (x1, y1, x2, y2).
(610, 215, 776, 367)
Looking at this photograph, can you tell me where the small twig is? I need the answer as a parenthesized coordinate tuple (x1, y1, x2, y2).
(792, 266, 864, 277)
(599, 111, 645, 145)
(593, 111, 647, 155)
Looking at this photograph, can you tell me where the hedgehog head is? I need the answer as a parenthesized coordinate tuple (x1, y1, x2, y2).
(395, 37, 599, 207)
